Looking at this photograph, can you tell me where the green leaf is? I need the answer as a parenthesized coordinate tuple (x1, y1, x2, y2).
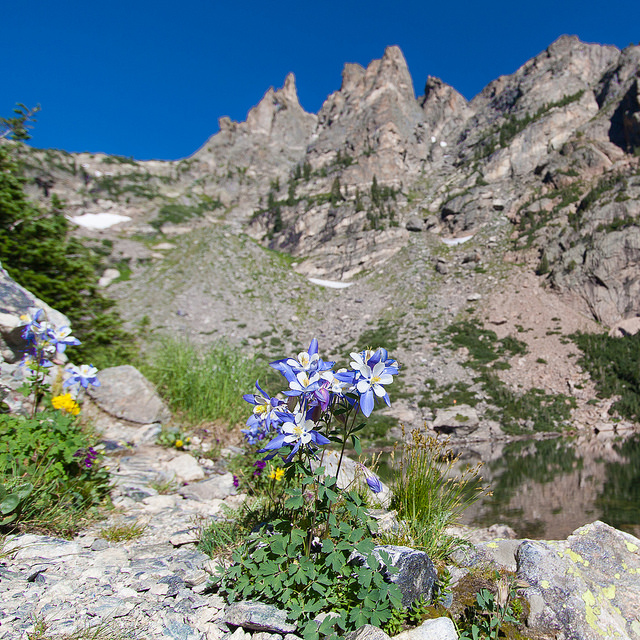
(351, 434, 362, 455)
(324, 488, 339, 502)
(321, 538, 335, 553)
(0, 494, 20, 514)
(285, 495, 304, 509)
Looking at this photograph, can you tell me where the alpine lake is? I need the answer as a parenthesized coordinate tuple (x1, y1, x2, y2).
(371, 431, 640, 540)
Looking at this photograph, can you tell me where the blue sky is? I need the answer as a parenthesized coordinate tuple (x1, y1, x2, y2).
(3, 0, 639, 160)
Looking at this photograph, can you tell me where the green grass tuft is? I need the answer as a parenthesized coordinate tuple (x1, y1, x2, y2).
(383, 432, 486, 563)
(142, 338, 259, 426)
(100, 521, 147, 542)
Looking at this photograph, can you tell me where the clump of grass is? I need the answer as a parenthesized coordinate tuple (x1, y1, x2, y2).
(100, 521, 147, 542)
(198, 512, 249, 557)
(148, 475, 179, 495)
(383, 431, 487, 563)
(142, 338, 259, 426)
(357, 318, 399, 352)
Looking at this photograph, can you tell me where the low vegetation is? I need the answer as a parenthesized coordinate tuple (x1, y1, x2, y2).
(571, 330, 640, 422)
(0, 406, 110, 536)
(435, 318, 575, 434)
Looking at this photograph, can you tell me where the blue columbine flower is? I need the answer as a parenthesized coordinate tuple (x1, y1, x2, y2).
(271, 338, 335, 378)
(258, 410, 330, 461)
(243, 381, 283, 431)
(284, 370, 322, 397)
(20, 308, 45, 342)
(64, 364, 100, 389)
(345, 348, 399, 417)
(46, 325, 81, 354)
(356, 462, 384, 494)
(355, 360, 396, 417)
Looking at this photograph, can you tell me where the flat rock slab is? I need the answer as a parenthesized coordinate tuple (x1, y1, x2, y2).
(517, 520, 640, 640)
(178, 473, 237, 501)
(165, 453, 205, 483)
(88, 365, 171, 424)
(391, 617, 458, 640)
(223, 601, 297, 634)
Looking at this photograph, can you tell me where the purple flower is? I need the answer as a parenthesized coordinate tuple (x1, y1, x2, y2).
(357, 462, 384, 494)
(366, 475, 383, 494)
(74, 447, 98, 469)
(253, 459, 266, 476)
(233, 475, 240, 488)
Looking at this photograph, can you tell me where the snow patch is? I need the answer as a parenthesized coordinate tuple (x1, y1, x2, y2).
(308, 278, 354, 289)
(442, 235, 474, 246)
(69, 213, 132, 230)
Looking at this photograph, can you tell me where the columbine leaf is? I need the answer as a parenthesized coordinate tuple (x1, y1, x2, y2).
(285, 495, 304, 509)
(322, 538, 335, 553)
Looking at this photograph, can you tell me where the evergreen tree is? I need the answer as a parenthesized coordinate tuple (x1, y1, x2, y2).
(0, 145, 134, 367)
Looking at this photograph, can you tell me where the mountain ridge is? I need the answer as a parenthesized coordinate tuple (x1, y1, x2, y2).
(5, 34, 640, 438)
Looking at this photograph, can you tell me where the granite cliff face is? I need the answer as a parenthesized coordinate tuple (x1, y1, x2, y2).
(8, 35, 640, 437)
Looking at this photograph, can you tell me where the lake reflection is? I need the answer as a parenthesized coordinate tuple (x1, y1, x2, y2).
(453, 433, 640, 539)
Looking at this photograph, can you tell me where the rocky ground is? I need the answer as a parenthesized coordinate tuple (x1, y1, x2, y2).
(2, 406, 640, 640)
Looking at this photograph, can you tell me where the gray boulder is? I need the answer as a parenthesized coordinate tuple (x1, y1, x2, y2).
(356, 545, 437, 608)
(432, 405, 479, 437)
(405, 216, 424, 232)
(345, 625, 391, 640)
(88, 364, 171, 424)
(312, 450, 391, 507)
(391, 617, 458, 640)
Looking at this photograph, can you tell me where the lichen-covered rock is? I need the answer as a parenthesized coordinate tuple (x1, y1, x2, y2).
(517, 520, 640, 640)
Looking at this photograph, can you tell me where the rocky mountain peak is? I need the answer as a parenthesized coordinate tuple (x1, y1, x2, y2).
(340, 62, 366, 93)
(243, 72, 314, 138)
(373, 45, 416, 102)
(419, 75, 473, 140)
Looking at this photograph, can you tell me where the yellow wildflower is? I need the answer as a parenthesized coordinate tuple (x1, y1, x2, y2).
(52, 393, 80, 416)
(175, 439, 184, 448)
(268, 467, 285, 482)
